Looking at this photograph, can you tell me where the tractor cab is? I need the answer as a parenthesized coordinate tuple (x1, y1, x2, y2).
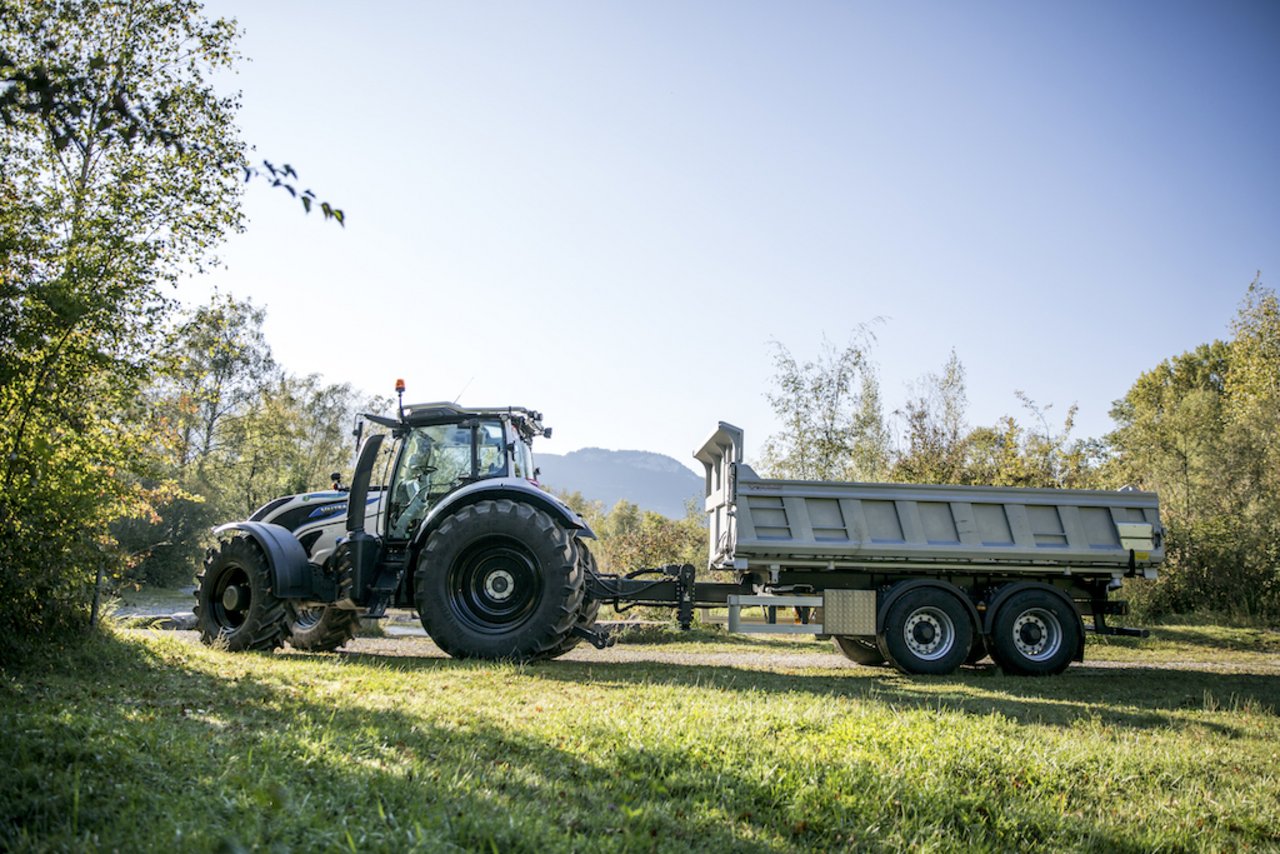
(373, 403, 548, 543)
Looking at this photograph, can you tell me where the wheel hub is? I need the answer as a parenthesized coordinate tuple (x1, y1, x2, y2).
(484, 569, 516, 602)
(448, 539, 543, 634)
(1011, 608, 1062, 660)
(222, 584, 248, 612)
(904, 608, 954, 660)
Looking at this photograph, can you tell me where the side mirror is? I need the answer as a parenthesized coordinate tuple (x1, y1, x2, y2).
(543, 427, 553, 439)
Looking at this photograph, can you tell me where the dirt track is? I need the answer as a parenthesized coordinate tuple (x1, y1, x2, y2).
(151, 629, 1280, 675)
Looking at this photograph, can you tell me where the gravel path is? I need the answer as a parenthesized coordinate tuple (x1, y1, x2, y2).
(146, 629, 1280, 675)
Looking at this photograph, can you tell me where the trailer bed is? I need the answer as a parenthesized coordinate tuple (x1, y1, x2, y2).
(695, 423, 1162, 580)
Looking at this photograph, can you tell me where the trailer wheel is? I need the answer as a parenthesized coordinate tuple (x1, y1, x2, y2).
(989, 589, 1078, 676)
(832, 636, 886, 666)
(194, 536, 287, 652)
(877, 587, 973, 675)
(284, 553, 360, 652)
(416, 499, 584, 661)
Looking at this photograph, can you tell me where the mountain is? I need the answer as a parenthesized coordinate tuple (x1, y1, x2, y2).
(535, 448, 703, 519)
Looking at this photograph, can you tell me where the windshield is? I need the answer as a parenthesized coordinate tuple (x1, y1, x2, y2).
(387, 419, 507, 539)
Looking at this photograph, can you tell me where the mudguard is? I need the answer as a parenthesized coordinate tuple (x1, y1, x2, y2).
(410, 477, 596, 550)
(982, 581, 1087, 662)
(213, 521, 317, 600)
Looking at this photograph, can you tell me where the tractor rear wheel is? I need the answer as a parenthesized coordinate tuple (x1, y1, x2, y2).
(545, 540, 602, 657)
(194, 536, 287, 652)
(415, 500, 584, 661)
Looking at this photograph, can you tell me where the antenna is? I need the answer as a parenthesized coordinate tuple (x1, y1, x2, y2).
(452, 376, 474, 404)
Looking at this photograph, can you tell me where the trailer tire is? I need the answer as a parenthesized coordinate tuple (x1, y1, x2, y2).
(416, 499, 584, 661)
(989, 589, 1078, 676)
(195, 536, 288, 652)
(877, 587, 973, 675)
(832, 636, 887, 666)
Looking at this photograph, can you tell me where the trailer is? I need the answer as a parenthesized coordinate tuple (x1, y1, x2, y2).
(196, 392, 1162, 676)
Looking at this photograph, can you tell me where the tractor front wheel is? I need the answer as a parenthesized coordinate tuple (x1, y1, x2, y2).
(194, 536, 287, 651)
(285, 604, 361, 652)
(285, 551, 361, 652)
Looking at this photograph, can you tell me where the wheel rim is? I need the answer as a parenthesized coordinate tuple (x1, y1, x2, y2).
(291, 607, 325, 630)
(902, 606, 956, 661)
(447, 538, 542, 634)
(209, 563, 251, 634)
(1011, 607, 1063, 661)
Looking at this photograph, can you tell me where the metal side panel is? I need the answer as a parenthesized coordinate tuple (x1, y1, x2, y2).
(823, 589, 877, 635)
(698, 427, 1164, 574)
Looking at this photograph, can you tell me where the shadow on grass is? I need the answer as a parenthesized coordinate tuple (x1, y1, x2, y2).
(0, 631, 1172, 853)
(315, 643, 1280, 737)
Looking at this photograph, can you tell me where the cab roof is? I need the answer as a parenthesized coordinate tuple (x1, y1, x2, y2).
(363, 402, 548, 435)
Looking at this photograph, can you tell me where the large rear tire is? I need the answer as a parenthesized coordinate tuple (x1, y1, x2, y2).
(415, 500, 584, 661)
(833, 635, 887, 666)
(194, 536, 287, 652)
(545, 540, 602, 657)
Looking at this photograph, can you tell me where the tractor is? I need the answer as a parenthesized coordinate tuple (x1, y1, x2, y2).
(194, 383, 601, 659)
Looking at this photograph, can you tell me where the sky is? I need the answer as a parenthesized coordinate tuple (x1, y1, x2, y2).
(190, 0, 1280, 473)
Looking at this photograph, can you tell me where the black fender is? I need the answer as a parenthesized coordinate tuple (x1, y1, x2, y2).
(410, 478, 596, 553)
(213, 521, 316, 599)
(982, 581, 1086, 662)
(876, 578, 981, 637)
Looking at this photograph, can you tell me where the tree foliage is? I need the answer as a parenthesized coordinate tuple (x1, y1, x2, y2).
(1107, 278, 1280, 617)
(555, 492, 705, 578)
(0, 1, 343, 224)
(0, 0, 245, 656)
(760, 336, 1090, 490)
(113, 294, 372, 586)
(760, 331, 890, 481)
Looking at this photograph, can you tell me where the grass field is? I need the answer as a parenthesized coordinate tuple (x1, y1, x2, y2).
(2, 622, 1278, 852)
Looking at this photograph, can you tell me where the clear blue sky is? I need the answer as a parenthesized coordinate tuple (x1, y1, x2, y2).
(192, 0, 1280, 472)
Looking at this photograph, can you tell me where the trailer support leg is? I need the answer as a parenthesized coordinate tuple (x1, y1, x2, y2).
(672, 563, 696, 630)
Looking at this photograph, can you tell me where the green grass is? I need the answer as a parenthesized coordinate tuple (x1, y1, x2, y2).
(2, 625, 1278, 852)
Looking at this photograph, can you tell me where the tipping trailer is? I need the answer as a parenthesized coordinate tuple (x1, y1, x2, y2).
(196, 391, 1162, 676)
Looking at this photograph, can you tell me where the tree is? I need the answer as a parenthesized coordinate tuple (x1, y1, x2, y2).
(759, 330, 890, 481)
(891, 350, 970, 484)
(0, 0, 245, 654)
(0, 2, 343, 224)
(1107, 277, 1280, 618)
(115, 294, 373, 585)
